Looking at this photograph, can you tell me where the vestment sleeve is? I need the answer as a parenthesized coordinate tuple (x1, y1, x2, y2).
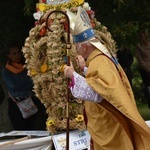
(69, 72, 103, 103)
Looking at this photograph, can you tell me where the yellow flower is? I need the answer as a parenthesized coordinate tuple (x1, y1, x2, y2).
(46, 119, 55, 127)
(59, 64, 66, 72)
(30, 70, 37, 76)
(75, 115, 84, 122)
(41, 64, 48, 73)
(62, 49, 67, 55)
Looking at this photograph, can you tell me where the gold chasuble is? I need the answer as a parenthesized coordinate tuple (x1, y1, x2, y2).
(85, 49, 150, 150)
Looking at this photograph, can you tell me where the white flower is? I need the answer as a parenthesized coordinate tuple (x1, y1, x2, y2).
(83, 2, 91, 10)
(33, 11, 43, 20)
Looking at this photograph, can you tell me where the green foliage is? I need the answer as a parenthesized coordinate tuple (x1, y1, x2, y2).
(86, 0, 150, 49)
(111, 22, 139, 48)
(131, 58, 145, 103)
(110, 0, 150, 48)
(24, 0, 38, 16)
(0, 1, 25, 53)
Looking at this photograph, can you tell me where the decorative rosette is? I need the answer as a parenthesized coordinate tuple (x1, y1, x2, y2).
(22, 1, 117, 134)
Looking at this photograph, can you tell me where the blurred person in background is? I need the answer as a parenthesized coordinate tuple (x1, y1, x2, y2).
(1, 41, 47, 130)
(136, 29, 150, 108)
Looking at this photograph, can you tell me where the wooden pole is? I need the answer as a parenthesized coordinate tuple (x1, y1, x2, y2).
(0, 136, 31, 148)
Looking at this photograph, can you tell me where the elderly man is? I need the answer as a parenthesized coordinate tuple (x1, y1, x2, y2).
(64, 6, 150, 150)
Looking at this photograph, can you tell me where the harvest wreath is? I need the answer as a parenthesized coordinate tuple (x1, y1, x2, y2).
(22, 0, 117, 134)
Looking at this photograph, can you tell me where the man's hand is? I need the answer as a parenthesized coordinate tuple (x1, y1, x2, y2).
(76, 55, 85, 71)
(64, 61, 75, 79)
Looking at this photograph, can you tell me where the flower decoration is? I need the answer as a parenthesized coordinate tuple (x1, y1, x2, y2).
(59, 64, 66, 72)
(75, 115, 84, 122)
(46, 119, 55, 127)
(30, 69, 37, 76)
(22, 10, 85, 134)
(33, 11, 44, 20)
(22, 1, 117, 135)
(39, 28, 47, 37)
(83, 2, 91, 10)
(41, 64, 49, 73)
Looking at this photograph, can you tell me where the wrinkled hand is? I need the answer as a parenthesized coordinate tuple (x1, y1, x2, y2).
(64, 61, 75, 79)
(76, 55, 85, 70)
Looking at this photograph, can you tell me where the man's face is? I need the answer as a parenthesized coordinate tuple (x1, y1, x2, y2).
(75, 43, 81, 54)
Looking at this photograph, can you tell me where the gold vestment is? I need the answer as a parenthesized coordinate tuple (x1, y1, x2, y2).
(84, 49, 150, 150)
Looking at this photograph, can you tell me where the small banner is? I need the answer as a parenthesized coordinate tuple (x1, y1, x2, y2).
(36, 0, 84, 12)
(53, 130, 90, 150)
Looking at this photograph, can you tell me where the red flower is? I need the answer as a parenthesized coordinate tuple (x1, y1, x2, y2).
(39, 28, 46, 37)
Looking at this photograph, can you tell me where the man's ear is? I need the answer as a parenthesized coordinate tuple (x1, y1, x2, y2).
(82, 43, 87, 51)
